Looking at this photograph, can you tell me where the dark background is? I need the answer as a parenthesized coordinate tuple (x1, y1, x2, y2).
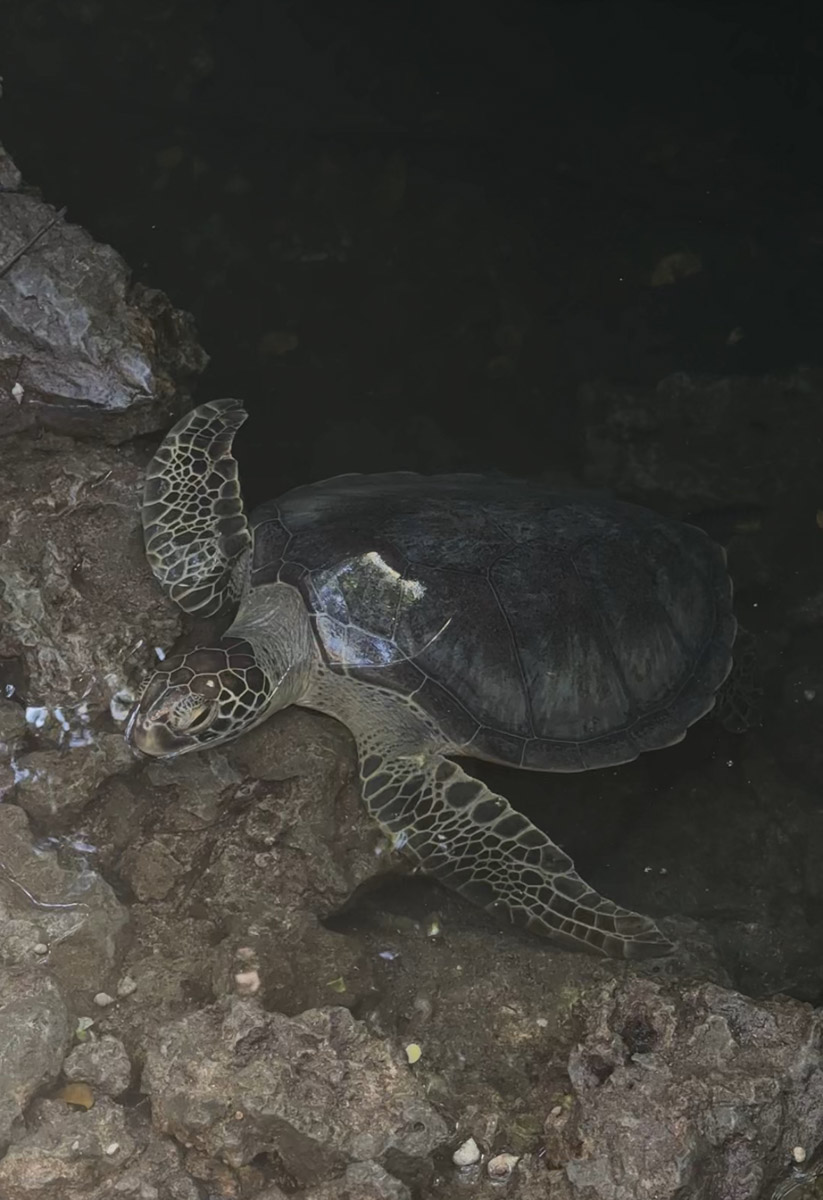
(1, 0, 822, 503)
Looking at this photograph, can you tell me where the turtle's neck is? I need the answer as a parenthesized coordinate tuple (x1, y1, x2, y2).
(227, 581, 316, 709)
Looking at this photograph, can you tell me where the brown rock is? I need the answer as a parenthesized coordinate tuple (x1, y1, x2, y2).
(142, 999, 449, 1185)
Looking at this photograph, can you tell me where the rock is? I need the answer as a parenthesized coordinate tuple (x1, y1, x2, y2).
(453, 1136, 481, 1166)
(0, 699, 25, 800)
(142, 998, 449, 1186)
(0, 151, 206, 442)
(88, 708, 396, 1031)
(100, 1132, 201, 1200)
(487, 1151, 519, 1181)
(548, 976, 823, 1200)
(0, 141, 22, 190)
(582, 368, 823, 510)
(11, 736, 135, 827)
(0, 1098, 134, 1199)
(0, 428, 179, 730)
(119, 837, 188, 902)
(0, 1098, 200, 1200)
(0, 699, 26, 752)
(0, 967, 71, 1153)
(302, 1161, 412, 1199)
(62, 1035, 132, 1097)
(0, 805, 129, 1007)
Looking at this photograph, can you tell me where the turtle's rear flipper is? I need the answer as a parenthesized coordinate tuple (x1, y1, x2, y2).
(358, 743, 673, 960)
(142, 399, 252, 617)
(714, 624, 763, 733)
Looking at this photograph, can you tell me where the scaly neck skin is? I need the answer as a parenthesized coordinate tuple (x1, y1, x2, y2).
(227, 582, 317, 711)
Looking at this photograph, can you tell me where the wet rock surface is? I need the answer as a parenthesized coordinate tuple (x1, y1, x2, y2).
(303, 1161, 412, 1199)
(85, 707, 394, 1039)
(552, 978, 823, 1200)
(143, 999, 448, 1183)
(0, 1098, 199, 1200)
(0, 147, 207, 442)
(0, 968, 70, 1154)
(62, 1034, 133, 1097)
(0, 424, 179, 720)
(0, 804, 129, 1006)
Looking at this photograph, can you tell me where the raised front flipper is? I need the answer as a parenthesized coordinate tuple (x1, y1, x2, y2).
(142, 399, 252, 616)
(359, 748, 672, 959)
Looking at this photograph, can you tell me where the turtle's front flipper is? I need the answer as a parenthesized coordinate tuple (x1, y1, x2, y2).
(359, 748, 672, 959)
(142, 399, 252, 616)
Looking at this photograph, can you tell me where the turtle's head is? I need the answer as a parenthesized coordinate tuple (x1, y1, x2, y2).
(126, 639, 285, 758)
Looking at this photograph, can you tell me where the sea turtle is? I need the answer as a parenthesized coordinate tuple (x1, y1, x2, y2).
(126, 398, 739, 959)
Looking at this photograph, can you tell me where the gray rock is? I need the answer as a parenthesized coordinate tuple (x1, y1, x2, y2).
(97, 1132, 201, 1200)
(0, 699, 25, 800)
(0, 805, 129, 1007)
(0, 1097, 138, 1200)
(0, 151, 206, 443)
(547, 976, 823, 1200)
(142, 998, 449, 1185)
(302, 1161, 412, 1200)
(0, 968, 71, 1153)
(0, 141, 23, 190)
(0, 1093, 201, 1198)
(12, 736, 135, 826)
(62, 1035, 132, 1097)
(0, 699, 26, 752)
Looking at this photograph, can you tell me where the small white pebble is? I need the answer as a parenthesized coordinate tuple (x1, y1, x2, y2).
(116, 975, 137, 997)
(33, 943, 48, 955)
(104, 1142, 120, 1156)
(793, 1145, 807, 1164)
(536, 1017, 548, 1028)
(803, 688, 816, 702)
(453, 1137, 481, 1167)
(11, 382, 24, 401)
(72, 1140, 80, 1151)
(488, 1152, 519, 1180)
(550, 1105, 563, 1118)
(93, 992, 115, 1008)
(235, 969, 261, 995)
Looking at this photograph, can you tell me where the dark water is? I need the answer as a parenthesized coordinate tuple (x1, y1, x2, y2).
(2, 0, 823, 1001)
(3, 0, 822, 496)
